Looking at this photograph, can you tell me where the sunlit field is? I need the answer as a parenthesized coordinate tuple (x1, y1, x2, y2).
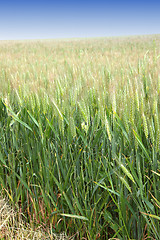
(0, 35, 160, 239)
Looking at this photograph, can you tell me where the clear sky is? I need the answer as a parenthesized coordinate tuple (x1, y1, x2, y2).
(0, 0, 160, 40)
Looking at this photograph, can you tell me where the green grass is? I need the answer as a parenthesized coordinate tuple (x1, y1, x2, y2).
(0, 35, 160, 239)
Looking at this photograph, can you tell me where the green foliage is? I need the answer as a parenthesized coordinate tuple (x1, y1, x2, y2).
(0, 35, 160, 239)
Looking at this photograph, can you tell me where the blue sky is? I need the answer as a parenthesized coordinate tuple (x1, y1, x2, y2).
(0, 0, 160, 40)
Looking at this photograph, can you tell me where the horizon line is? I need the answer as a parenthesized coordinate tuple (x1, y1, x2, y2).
(0, 33, 160, 42)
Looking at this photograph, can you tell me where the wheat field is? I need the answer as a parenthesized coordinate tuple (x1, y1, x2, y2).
(0, 35, 160, 239)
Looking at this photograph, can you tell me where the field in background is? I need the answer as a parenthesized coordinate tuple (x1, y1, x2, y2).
(0, 35, 160, 239)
